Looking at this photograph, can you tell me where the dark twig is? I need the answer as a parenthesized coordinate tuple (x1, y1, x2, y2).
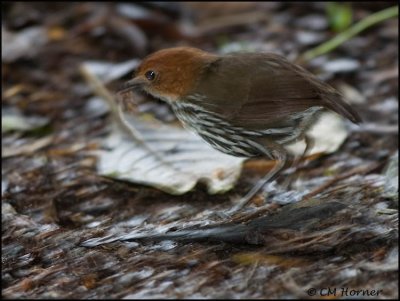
(301, 162, 381, 201)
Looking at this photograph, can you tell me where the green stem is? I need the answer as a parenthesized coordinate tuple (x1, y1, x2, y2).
(299, 5, 399, 62)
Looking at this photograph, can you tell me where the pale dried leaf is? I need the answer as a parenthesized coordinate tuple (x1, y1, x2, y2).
(2, 136, 53, 158)
(286, 111, 349, 156)
(2, 108, 49, 133)
(96, 112, 245, 195)
(322, 58, 360, 73)
(82, 59, 140, 84)
(2, 26, 48, 63)
(383, 152, 398, 197)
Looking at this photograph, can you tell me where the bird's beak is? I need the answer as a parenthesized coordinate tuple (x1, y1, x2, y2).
(118, 77, 147, 94)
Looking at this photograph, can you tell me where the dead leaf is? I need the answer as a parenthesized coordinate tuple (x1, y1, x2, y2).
(2, 108, 49, 133)
(96, 112, 245, 195)
(2, 26, 48, 63)
(322, 58, 360, 73)
(82, 59, 140, 84)
(2, 136, 53, 158)
(383, 152, 398, 196)
(285, 111, 349, 157)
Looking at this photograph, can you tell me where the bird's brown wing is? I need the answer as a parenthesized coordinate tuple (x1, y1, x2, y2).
(191, 53, 360, 129)
(234, 67, 322, 128)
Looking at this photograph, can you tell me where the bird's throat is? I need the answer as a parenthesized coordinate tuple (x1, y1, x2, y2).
(145, 87, 178, 104)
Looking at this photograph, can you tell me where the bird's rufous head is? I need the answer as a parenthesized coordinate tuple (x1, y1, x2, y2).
(125, 47, 218, 102)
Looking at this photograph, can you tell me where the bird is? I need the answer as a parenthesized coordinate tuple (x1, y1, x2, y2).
(120, 47, 361, 212)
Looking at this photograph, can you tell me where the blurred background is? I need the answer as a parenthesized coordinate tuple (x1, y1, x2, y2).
(2, 2, 398, 126)
(2, 2, 398, 299)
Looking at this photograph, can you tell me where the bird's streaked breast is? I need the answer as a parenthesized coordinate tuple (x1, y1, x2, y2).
(169, 98, 322, 159)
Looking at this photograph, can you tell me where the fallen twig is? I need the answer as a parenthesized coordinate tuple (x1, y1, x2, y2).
(301, 162, 381, 201)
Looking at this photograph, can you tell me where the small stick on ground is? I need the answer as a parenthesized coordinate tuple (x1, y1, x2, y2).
(301, 162, 381, 201)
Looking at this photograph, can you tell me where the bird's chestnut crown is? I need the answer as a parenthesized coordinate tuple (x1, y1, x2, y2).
(133, 47, 218, 102)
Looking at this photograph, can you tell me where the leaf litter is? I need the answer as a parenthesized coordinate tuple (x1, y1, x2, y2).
(2, 2, 398, 299)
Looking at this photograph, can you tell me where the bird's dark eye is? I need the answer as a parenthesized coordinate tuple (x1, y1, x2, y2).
(145, 70, 156, 81)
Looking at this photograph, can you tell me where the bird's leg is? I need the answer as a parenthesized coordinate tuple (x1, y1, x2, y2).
(292, 134, 315, 168)
(228, 141, 288, 214)
(301, 134, 315, 161)
(281, 134, 315, 191)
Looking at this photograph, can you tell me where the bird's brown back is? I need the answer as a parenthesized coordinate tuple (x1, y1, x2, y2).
(188, 52, 361, 128)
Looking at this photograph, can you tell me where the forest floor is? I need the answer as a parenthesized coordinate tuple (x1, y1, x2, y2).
(2, 2, 398, 299)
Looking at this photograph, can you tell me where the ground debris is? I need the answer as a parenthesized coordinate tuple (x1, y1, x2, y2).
(2, 2, 398, 299)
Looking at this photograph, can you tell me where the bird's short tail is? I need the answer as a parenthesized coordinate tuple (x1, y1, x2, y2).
(324, 93, 362, 124)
